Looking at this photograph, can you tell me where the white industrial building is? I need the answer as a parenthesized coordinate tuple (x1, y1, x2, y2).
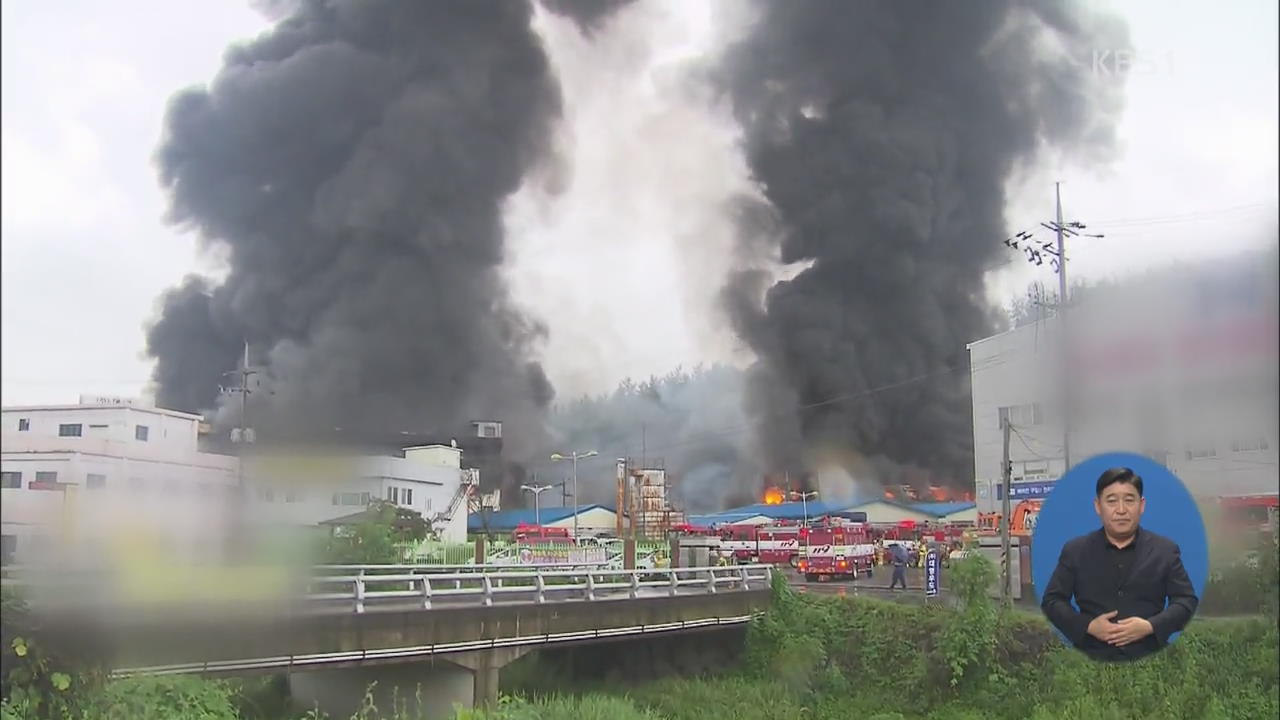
(1, 395, 239, 563)
(244, 444, 475, 542)
(968, 252, 1279, 513)
(2, 396, 481, 563)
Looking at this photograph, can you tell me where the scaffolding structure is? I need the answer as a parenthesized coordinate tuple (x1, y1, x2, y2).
(616, 458, 684, 540)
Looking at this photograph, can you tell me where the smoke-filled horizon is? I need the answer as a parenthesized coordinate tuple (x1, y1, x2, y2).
(144, 0, 1131, 509)
(718, 0, 1128, 490)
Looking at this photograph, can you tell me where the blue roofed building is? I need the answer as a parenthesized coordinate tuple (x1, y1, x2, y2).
(841, 499, 978, 524)
(468, 504, 618, 536)
(686, 499, 977, 528)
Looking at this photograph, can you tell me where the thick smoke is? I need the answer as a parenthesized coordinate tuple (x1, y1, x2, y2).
(541, 0, 636, 33)
(720, 0, 1128, 489)
(146, 0, 590, 502)
(543, 365, 760, 513)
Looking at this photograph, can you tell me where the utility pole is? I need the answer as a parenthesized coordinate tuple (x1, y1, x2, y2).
(1054, 182, 1072, 471)
(1000, 416, 1013, 606)
(222, 340, 258, 496)
(1002, 185, 1105, 477)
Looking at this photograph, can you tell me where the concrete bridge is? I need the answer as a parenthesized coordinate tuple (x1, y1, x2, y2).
(4, 564, 773, 718)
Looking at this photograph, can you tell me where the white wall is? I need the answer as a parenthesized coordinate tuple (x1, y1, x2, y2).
(940, 507, 979, 524)
(853, 502, 932, 524)
(2, 405, 201, 454)
(969, 268, 1278, 513)
(243, 446, 471, 541)
(544, 507, 617, 536)
(968, 324, 1070, 514)
(2, 403, 238, 563)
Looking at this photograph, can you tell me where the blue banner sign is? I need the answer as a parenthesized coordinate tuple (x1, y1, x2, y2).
(925, 549, 940, 598)
(995, 481, 1057, 501)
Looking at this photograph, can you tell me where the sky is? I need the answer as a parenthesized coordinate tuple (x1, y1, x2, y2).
(2, 0, 1277, 408)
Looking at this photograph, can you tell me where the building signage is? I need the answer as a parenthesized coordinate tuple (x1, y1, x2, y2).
(995, 481, 1057, 501)
(517, 546, 607, 566)
(78, 395, 138, 407)
(925, 549, 940, 598)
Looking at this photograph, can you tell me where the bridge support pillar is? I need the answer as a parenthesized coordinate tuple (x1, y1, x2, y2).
(289, 659, 472, 720)
(446, 647, 531, 708)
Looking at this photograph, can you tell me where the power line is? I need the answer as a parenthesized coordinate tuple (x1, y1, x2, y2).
(1009, 424, 1062, 461)
(1087, 202, 1277, 228)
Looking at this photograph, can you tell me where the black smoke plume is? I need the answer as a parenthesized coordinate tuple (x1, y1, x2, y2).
(146, 1, 574, 479)
(541, 0, 635, 33)
(720, 0, 1128, 489)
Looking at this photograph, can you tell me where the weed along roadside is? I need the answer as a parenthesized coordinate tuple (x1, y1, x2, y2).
(4, 553, 1278, 719)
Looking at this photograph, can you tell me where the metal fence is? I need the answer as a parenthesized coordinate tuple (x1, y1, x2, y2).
(405, 540, 476, 565)
(307, 564, 773, 613)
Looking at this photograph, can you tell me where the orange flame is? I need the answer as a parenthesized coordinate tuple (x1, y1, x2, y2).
(763, 486, 785, 505)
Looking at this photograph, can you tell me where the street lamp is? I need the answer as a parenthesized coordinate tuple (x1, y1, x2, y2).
(790, 490, 819, 528)
(520, 484, 553, 527)
(551, 450, 598, 541)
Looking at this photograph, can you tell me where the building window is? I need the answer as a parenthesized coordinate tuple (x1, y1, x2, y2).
(31, 472, 59, 490)
(17, 418, 30, 432)
(332, 492, 369, 507)
(135, 425, 150, 442)
(35, 471, 57, 483)
(387, 487, 399, 504)
(1, 535, 15, 565)
(998, 403, 1043, 428)
(482, 425, 497, 438)
(1, 472, 20, 489)
(86, 474, 107, 490)
(58, 424, 82, 437)
(1231, 437, 1270, 453)
(403, 488, 413, 505)
(1021, 461, 1049, 480)
(257, 488, 275, 503)
(1186, 444, 1217, 461)
(285, 489, 303, 503)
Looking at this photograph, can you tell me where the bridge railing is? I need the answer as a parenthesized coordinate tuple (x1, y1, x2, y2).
(306, 564, 772, 613)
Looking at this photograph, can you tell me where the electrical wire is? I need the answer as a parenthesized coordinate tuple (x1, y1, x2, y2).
(1008, 424, 1063, 460)
(1087, 202, 1277, 229)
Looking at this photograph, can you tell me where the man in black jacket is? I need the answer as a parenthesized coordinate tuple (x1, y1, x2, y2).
(1041, 467, 1199, 662)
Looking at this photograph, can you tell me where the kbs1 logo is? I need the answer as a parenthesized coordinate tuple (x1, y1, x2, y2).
(1088, 48, 1175, 79)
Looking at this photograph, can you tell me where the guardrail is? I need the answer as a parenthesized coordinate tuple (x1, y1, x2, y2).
(313, 562, 609, 574)
(1, 563, 773, 615)
(306, 564, 772, 613)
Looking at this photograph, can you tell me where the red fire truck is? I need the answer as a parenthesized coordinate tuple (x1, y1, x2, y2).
(796, 519, 875, 581)
(670, 523, 716, 537)
(512, 524, 572, 543)
(718, 523, 804, 564)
